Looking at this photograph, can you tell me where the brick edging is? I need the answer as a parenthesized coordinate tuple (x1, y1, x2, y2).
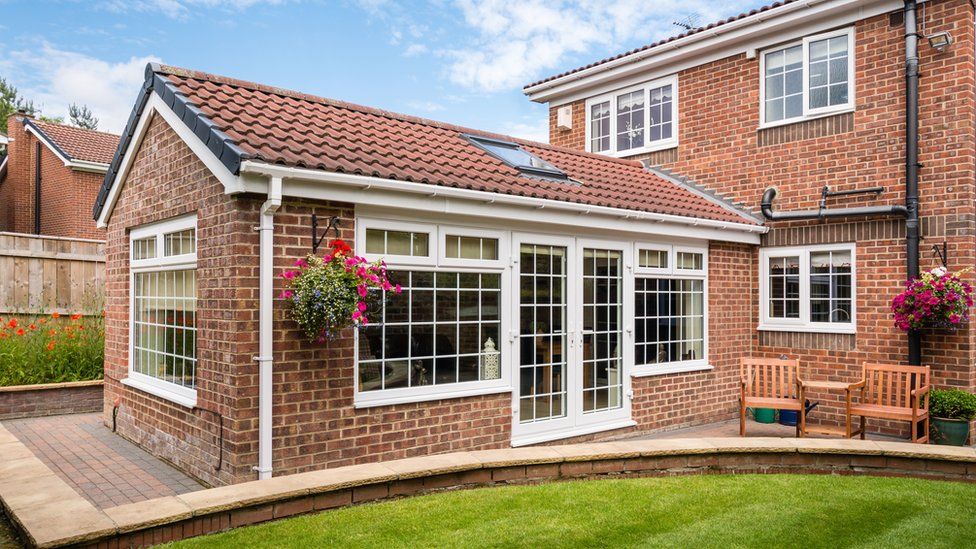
(0, 381, 103, 421)
(2, 436, 974, 548)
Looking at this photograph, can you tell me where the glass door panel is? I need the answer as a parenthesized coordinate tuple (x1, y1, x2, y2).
(517, 243, 568, 424)
(581, 248, 623, 414)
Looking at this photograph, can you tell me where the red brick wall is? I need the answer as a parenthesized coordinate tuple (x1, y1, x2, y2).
(0, 114, 105, 240)
(548, 1, 976, 423)
(0, 380, 102, 420)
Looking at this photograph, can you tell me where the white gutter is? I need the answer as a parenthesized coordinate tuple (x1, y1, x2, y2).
(255, 175, 282, 480)
(238, 161, 766, 236)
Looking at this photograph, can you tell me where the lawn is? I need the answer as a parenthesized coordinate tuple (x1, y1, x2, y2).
(169, 474, 976, 548)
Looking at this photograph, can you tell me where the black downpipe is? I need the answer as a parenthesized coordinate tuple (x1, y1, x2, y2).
(33, 141, 41, 235)
(761, 187, 907, 221)
(905, 0, 922, 366)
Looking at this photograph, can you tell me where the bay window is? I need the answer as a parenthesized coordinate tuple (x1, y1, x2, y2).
(759, 244, 855, 333)
(761, 27, 854, 126)
(585, 75, 677, 156)
(125, 215, 198, 407)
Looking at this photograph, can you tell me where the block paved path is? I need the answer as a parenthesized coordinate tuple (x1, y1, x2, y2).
(2, 413, 203, 510)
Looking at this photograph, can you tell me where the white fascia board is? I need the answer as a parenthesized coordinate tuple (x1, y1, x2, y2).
(526, 0, 903, 105)
(66, 159, 110, 174)
(96, 93, 243, 228)
(238, 161, 765, 245)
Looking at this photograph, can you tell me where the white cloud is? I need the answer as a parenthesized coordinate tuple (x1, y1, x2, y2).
(498, 119, 549, 144)
(403, 43, 429, 57)
(443, 0, 760, 92)
(406, 100, 446, 113)
(0, 44, 160, 133)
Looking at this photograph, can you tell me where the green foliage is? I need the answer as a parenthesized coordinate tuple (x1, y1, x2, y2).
(69, 103, 99, 130)
(0, 76, 35, 133)
(286, 254, 362, 341)
(929, 388, 976, 420)
(167, 475, 976, 549)
(0, 296, 105, 386)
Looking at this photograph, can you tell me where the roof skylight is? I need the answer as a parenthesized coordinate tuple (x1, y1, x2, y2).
(465, 134, 567, 180)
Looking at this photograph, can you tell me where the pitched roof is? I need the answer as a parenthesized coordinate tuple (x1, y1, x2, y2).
(96, 64, 759, 227)
(524, 0, 797, 90)
(26, 119, 120, 165)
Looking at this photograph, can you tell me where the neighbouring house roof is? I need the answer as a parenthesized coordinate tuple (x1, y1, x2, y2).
(24, 119, 120, 166)
(95, 64, 760, 227)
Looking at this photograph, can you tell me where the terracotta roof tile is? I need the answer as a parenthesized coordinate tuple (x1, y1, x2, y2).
(156, 65, 756, 225)
(524, 1, 797, 90)
(30, 120, 120, 165)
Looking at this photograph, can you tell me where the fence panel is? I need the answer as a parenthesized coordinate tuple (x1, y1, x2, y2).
(0, 232, 105, 314)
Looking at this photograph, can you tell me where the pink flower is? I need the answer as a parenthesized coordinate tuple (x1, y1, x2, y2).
(294, 258, 308, 268)
(281, 270, 297, 280)
(950, 313, 961, 324)
(279, 290, 294, 299)
(357, 301, 368, 312)
(357, 284, 368, 298)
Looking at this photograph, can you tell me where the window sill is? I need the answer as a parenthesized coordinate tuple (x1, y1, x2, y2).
(121, 376, 197, 408)
(353, 383, 512, 409)
(631, 363, 713, 378)
(594, 142, 677, 159)
(758, 107, 854, 131)
(757, 323, 856, 335)
(511, 419, 637, 447)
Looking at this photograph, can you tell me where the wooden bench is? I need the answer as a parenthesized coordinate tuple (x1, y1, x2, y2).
(849, 362, 931, 443)
(740, 358, 805, 437)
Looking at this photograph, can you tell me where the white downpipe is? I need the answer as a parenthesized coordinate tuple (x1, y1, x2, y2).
(255, 175, 282, 480)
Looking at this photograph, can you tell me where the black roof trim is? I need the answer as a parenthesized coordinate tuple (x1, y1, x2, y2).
(22, 118, 75, 162)
(92, 63, 247, 220)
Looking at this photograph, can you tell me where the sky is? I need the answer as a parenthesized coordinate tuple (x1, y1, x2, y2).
(0, 0, 767, 142)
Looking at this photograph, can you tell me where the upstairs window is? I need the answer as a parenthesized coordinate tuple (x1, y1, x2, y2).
(585, 75, 677, 157)
(761, 27, 854, 126)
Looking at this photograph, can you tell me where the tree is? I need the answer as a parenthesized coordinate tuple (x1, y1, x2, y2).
(68, 103, 98, 130)
(0, 77, 36, 133)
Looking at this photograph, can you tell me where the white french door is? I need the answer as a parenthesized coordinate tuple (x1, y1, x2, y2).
(511, 234, 632, 445)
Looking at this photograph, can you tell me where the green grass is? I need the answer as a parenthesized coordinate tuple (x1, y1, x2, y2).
(168, 474, 976, 548)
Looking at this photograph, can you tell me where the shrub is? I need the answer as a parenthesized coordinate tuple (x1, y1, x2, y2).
(0, 312, 104, 386)
(929, 388, 976, 421)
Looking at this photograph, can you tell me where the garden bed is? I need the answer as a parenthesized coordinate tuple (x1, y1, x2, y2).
(0, 312, 103, 388)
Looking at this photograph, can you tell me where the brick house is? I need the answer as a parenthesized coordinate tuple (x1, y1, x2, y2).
(94, 0, 973, 487)
(0, 113, 117, 240)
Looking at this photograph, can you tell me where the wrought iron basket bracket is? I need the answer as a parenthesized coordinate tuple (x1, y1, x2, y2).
(311, 213, 342, 254)
(931, 240, 948, 269)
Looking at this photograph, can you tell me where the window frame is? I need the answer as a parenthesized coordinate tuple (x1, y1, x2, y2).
(759, 27, 856, 129)
(357, 217, 437, 267)
(584, 74, 679, 157)
(354, 219, 512, 408)
(631, 242, 709, 376)
(758, 243, 857, 334)
(124, 214, 199, 408)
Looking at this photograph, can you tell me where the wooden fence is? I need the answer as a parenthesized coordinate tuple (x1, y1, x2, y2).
(0, 232, 105, 315)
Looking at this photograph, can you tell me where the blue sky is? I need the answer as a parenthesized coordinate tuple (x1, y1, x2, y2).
(1, 0, 766, 141)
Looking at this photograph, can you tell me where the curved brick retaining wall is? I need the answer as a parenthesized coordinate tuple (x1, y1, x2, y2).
(0, 380, 102, 421)
(1, 430, 974, 548)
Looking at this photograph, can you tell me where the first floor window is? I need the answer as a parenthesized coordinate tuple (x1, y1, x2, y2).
(129, 215, 198, 399)
(590, 101, 611, 152)
(762, 27, 853, 125)
(585, 76, 678, 156)
(760, 244, 855, 332)
(635, 278, 704, 366)
(358, 270, 502, 392)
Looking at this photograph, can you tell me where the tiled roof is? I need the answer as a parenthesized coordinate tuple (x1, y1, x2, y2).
(28, 120, 120, 165)
(524, 1, 797, 90)
(96, 64, 758, 226)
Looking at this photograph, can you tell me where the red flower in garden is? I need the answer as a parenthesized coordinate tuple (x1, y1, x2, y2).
(29, 324, 37, 331)
(16, 328, 25, 336)
(71, 313, 82, 320)
(7, 319, 17, 329)
(46, 341, 55, 351)
(52, 312, 60, 319)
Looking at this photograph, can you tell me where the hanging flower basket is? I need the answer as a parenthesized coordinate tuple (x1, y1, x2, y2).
(280, 239, 400, 343)
(891, 267, 973, 332)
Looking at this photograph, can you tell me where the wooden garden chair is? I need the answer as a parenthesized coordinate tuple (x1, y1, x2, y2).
(849, 362, 931, 443)
(740, 357, 805, 437)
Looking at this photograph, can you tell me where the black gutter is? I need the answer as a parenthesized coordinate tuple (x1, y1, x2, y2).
(34, 141, 41, 235)
(905, 0, 922, 366)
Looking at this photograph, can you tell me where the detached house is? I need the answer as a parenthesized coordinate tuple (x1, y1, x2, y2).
(0, 113, 117, 240)
(97, 0, 974, 487)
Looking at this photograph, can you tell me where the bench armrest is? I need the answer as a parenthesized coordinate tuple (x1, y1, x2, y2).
(911, 385, 931, 410)
(848, 380, 866, 390)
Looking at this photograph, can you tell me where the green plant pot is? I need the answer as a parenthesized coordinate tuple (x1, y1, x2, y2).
(931, 417, 970, 446)
(752, 408, 776, 424)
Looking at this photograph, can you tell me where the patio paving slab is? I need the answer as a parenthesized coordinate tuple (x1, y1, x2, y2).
(626, 419, 905, 442)
(1, 413, 204, 510)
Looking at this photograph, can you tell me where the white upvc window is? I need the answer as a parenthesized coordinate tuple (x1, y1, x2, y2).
(760, 27, 855, 128)
(759, 244, 856, 334)
(632, 243, 708, 376)
(124, 214, 198, 407)
(584, 75, 678, 157)
(354, 219, 511, 407)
